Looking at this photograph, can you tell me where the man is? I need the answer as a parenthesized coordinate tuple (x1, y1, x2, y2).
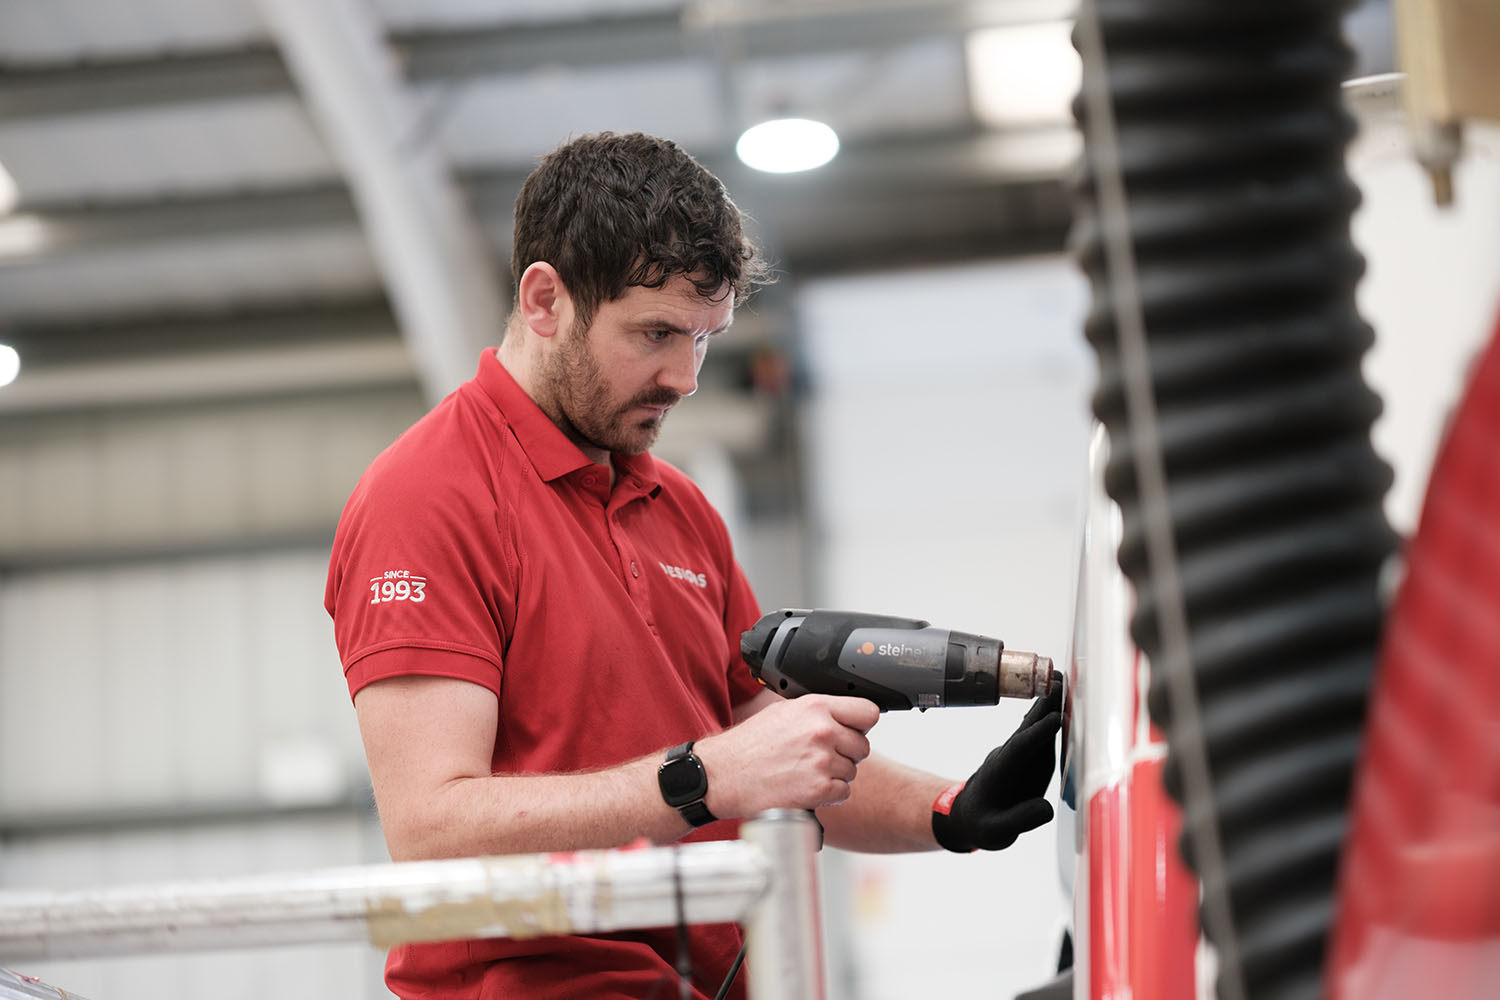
(325, 132, 1061, 999)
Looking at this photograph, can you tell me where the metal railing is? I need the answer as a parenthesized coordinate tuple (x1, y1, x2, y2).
(0, 810, 825, 1000)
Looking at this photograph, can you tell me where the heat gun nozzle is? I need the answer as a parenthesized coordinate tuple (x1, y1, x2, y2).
(999, 650, 1054, 700)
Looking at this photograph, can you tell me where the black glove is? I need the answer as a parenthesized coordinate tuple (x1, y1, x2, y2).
(932, 671, 1063, 852)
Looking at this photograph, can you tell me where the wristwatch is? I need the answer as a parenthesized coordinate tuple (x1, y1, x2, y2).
(657, 741, 717, 827)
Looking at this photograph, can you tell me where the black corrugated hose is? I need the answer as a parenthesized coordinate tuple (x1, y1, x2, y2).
(1069, 3, 1399, 999)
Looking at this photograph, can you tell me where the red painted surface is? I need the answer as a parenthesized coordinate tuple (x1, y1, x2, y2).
(1089, 783, 1131, 1000)
(1127, 756, 1198, 1000)
(1087, 757, 1200, 999)
(1080, 434, 1204, 999)
(1328, 312, 1500, 998)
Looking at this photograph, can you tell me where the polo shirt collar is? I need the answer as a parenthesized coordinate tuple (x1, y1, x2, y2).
(613, 449, 662, 500)
(473, 349, 663, 497)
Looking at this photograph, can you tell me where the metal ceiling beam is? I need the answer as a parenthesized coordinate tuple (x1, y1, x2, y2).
(0, 11, 700, 122)
(0, 15, 686, 123)
(0, 300, 396, 366)
(0, 337, 416, 416)
(0, 183, 354, 261)
(399, 9, 688, 81)
(0, 47, 292, 121)
(0, 127, 1080, 277)
(255, 0, 510, 403)
(0, 3, 1384, 126)
(0, 126, 1073, 267)
(0, 1, 1077, 122)
(683, 0, 1075, 53)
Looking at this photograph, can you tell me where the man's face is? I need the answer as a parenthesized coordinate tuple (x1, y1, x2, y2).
(540, 273, 733, 460)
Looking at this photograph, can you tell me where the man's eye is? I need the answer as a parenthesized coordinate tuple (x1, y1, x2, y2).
(646, 329, 672, 343)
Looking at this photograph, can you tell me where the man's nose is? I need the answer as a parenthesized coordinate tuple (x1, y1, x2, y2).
(658, 340, 701, 398)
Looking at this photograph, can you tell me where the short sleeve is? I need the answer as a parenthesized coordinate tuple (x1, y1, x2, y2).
(343, 647, 501, 700)
(324, 442, 515, 702)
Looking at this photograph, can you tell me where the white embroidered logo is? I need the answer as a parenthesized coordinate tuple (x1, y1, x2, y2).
(659, 562, 707, 588)
(369, 568, 428, 605)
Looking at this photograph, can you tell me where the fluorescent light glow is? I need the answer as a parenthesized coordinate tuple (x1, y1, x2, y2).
(736, 118, 840, 174)
(0, 160, 17, 215)
(0, 345, 19, 388)
(966, 20, 1082, 127)
(0, 215, 48, 258)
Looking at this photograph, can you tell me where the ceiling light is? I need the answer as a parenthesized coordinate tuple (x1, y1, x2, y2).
(0, 345, 19, 388)
(966, 20, 1082, 127)
(0, 160, 17, 216)
(0, 216, 47, 257)
(736, 118, 840, 174)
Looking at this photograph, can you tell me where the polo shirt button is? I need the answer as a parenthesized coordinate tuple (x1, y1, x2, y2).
(631, 561, 639, 578)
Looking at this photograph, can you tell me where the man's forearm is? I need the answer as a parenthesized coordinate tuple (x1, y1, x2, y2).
(359, 678, 885, 861)
(394, 750, 950, 860)
(816, 753, 949, 853)
(383, 754, 693, 860)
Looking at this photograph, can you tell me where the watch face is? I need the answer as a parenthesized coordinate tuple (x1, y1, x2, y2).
(659, 752, 709, 808)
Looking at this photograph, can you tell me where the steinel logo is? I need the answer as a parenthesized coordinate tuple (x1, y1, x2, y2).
(857, 641, 920, 657)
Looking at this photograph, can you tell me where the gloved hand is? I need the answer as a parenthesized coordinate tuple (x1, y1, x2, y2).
(931, 671, 1063, 852)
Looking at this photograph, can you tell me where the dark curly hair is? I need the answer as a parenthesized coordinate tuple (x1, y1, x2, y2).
(511, 132, 771, 331)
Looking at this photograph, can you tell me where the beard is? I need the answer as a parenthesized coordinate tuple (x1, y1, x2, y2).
(542, 320, 681, 456)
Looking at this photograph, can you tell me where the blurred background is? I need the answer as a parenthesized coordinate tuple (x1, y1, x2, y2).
(0, 1, 1496, 998)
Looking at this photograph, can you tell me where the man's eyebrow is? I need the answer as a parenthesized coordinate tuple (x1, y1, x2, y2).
(637, 318, 733, 336)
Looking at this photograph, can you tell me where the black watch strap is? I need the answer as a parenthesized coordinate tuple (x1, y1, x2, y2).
(677, 798, 717, 827)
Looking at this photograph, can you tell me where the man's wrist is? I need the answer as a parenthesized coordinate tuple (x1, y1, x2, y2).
(931, 780, 974, 853)
(932, 780, 965, 817)
(657, 741, 718, 827)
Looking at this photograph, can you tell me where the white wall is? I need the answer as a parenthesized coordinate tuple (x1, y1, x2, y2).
(0, 394, 419, 561)
(0, 552, 367, 814)
(1351, 121, 1500, 533)
(795, 257, 1094, 1000)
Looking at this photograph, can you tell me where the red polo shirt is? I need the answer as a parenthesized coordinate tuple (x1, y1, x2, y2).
(325, 349, 765, 999)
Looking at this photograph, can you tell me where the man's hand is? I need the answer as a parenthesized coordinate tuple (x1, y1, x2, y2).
(932, 673, 1063, 852)
(695, 694, 879, 818)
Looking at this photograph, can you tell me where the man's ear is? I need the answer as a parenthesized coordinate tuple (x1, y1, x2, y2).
(516, 262, 570, 339)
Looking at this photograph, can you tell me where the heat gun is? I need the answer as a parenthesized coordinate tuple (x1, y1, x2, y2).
(741, 608, 1054, 712)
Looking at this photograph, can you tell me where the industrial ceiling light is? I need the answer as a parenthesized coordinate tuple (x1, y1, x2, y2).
(966, 20, 1081, 127)
(0, 345, 19, 388)
(735, 118, 840, 173)
(0, 160, 17, 216)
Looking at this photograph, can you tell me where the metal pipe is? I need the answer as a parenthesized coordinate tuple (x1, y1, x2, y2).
(0, 841, 770, 962)
(0, 968, 95, 1000)
(741, 809, 826, 1000)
